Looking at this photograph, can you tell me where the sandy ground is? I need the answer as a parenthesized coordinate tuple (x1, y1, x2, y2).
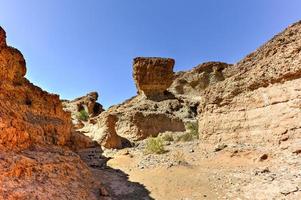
(88, 137, 301, 200)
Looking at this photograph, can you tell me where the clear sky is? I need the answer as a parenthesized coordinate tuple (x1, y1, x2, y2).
(1, 0, 301, 108)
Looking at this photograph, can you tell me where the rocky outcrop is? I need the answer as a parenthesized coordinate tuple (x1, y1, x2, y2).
(65, 57, 191, 148)
(198, 20, 301, 150)
(133, 57, 175, 98)
(78, 114, 123, 149)
(0, 147, 105, 200)
(169, 62, 231, 100)
(0, 26, 108, 199)
(0, 27, 6, 47)
(63, 91, 104, 120)
(196, 21, 301, 199)
(0, 27, 71, 150)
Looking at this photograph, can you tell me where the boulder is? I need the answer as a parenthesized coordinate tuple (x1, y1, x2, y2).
(133, 57, 175, 98)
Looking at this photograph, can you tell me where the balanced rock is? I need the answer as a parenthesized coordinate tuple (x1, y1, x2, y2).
(133, 57, 175, 97)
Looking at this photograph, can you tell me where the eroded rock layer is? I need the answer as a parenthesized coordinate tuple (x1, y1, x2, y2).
(198, 21, 301, 149)
(0, 26, 107, 200)
(0, 27, 71, 150)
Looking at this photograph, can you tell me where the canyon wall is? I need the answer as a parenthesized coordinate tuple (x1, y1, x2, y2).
(0, 26, 106, 200)
(198, 21, 301, 151)
(0, 26, 71, 150)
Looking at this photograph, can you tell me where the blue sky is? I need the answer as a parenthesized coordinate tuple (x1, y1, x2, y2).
(1, 0, 301, 108)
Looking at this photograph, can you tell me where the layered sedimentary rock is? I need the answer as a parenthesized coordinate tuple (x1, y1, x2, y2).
(0, 26, 107, 199)
(133, 57, 175, 98)
(198, 21, 301, 150)
(196, 21, 301, 200)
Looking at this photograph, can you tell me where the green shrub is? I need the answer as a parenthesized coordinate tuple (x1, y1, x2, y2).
(161, 134, 174, 142)
(77, 109, 89, 121)
(176, 132, 194, 142)
(176, 122, 199, 142)
(186, 121, 199, 139)
(144, 137, 166, 154)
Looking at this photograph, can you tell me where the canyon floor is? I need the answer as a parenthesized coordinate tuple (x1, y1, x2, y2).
(83, 131, 301, 200)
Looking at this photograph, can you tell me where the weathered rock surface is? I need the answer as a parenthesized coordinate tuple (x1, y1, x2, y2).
(0, 27, 71, 150)
(198, 20, 301, 148)
(79, 114, 123, 149)
(196, 20, 301, 199)
(63, 91, 104, 120)
(0, 147, 105, 200)
(133, 57, 175, 98)
(0, 26, 108, 199)
(169, 62, 231, 100)
(65, 58, 192, 148)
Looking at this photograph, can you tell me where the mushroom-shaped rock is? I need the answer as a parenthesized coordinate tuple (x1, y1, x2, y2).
(133, 57, 175, 97)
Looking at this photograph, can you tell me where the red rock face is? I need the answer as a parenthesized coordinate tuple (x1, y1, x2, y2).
(133, 57, 175, 97)
(0, 27, 6, 47)
(0, 26, 106, 199)
(0, 27, 71, 150)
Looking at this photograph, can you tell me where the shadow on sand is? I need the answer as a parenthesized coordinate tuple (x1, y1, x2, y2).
(75, 139, 154, 200)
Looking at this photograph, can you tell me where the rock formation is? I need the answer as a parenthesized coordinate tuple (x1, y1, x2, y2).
(0, 27, 71, 150)
(60, 20, 301, 199)
(0, 26, 108, 199)
(0, 27, 6, 47)
(64, 57, 194, 148)
(198, 20, 301, 149)
(133, 57, 175, 98)
(63, 92, 104, 117)
(169, 62, 231, 100)
(63, 92, 104, 129)
(195, 21, 301, 199)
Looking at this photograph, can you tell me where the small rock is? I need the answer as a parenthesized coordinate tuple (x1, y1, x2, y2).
(258, 154, 268, 161)
(214, 144, 227, 152)
(280, 185, 299, 196)
(254, 167, 270, 175)
(99, 187, 110, 196)
(292, 149, 301, 154)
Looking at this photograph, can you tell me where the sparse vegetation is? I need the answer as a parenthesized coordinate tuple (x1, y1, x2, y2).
(77, 109, 89, 121)
(144, 137, 166, 154)
(161, 133, 174, 142)
(176, 121, 199, 142)
(173, 151, 187, 165)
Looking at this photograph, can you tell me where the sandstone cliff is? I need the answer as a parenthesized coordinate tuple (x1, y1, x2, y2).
(198, 20, 301, 149)
(195, 20, 301, 199)
(0, 26, 107, 200)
